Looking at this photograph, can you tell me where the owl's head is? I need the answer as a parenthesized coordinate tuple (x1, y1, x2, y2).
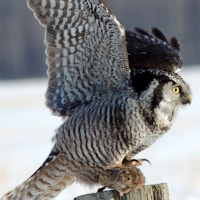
(130, 68, 192, 110)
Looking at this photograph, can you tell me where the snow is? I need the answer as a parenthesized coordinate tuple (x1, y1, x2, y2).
(0, 67, 200, 200)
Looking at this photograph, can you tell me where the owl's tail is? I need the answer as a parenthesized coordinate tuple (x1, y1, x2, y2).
(1, 153, 74, 200)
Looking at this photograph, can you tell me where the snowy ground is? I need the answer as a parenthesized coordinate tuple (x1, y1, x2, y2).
(0, 67, 200, 200)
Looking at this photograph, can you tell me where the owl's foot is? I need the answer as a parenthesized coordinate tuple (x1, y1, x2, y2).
(97, 186, 124, 199)
(97, 186, 106, 192)
(123, 158, 151, 167)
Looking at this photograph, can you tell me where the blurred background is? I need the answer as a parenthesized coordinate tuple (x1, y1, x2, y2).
(0, 1, 200, 200)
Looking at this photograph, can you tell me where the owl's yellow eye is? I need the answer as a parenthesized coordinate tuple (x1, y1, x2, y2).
(173, 86, 180, 94)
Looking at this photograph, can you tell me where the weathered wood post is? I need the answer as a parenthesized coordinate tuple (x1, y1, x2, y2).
(74, 183, 169, 200)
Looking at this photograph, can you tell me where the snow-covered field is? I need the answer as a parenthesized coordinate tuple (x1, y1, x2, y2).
(0, 67, 200, 200)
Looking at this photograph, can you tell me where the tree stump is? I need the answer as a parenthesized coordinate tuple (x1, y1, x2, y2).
(74, 183, 169, 200)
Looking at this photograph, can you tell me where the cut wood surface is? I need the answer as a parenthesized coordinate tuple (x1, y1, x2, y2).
(74, 183, 169, 200)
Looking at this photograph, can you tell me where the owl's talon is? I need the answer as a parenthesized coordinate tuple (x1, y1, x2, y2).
(141, 159, 151, 166)
(97, 187, 106, 192)
(131, 159, 142, 165)
(122, 158, 151, 167)
(119, 191, 124, 197)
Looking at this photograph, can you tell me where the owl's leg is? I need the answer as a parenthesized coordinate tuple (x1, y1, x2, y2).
(106, 158, 151, 170)
(106, 165, 120, 170)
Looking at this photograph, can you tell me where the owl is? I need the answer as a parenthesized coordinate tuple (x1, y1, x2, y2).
(1, 0, 191, 199)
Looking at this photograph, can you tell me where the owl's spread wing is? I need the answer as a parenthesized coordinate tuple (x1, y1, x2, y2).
(126, 27, 182, 72)
(28, 0, 129, 116)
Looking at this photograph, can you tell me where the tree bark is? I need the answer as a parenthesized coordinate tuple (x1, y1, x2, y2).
(74, 183, 169, 200)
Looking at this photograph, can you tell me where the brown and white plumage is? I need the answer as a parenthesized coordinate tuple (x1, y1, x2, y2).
(28, 0, 129, 117)
(1, 154, 74, 200)
(1, 0, 192, 200)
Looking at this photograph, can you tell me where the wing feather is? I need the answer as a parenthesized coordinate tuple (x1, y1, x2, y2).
(126, 27, 182, 72)
(27, 0, 129, 116)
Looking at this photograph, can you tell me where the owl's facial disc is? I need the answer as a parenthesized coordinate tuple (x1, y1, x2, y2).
(130, 68, 191, 108)
(154, 78, 191, 109)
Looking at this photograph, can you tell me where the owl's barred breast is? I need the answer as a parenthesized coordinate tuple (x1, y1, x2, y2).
(51, 86, 166, 184)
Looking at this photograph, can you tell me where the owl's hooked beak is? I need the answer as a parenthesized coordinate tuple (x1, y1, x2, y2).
(184, 94, 192, 105)
(182, 94, 192, 105)
(188, 94, 192, 105)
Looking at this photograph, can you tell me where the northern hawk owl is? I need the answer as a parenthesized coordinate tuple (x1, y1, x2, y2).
(1, 0, 191, 199)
